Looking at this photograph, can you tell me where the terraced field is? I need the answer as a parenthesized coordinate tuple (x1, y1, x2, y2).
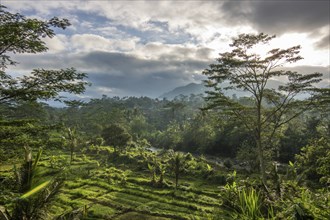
(13, 147, 225, 220)
(48, 169, 222, 219)
(0, 146, 230, 219)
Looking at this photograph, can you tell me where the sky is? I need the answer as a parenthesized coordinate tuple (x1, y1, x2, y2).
(2, 0, 330, 101)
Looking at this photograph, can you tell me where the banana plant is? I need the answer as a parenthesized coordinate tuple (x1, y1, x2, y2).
(1, 147, 64, 220)
(158, 163, 167, 186)
(147, 163, 157, 184)
(167, 150, 189, 188)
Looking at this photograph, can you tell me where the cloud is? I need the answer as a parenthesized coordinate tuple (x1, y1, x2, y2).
(2, 0, 329, 100)
(284, 65, 330, 82)
(69, 34, 139, 52)
(43, 34, 68, 53)
(78, 51, 208, 97)
(220, 0, 329, 53)
(9, 50, 329, 100)
(135, 43, 213, 61)
(2, 1, 223, 44)
(9, 50, 210, 98)
(4, 0, 328, 51)
(221, 0, 329, 34)
(315, 34, 330, 50)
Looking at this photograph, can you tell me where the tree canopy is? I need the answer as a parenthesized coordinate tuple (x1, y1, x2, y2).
(203, 33, 325, 185)
(102, 124, 132, 153)
(0, 4, 89, 105)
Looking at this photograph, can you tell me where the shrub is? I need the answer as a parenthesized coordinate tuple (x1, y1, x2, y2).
(208, 173, 226, 185)
(223, 159, 232, 169)
(295, 138, 330, 186)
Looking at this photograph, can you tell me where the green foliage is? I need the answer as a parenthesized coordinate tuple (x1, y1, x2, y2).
(93, 167, 131, 185)
(181, 113, 217, 153)
(0, 5, 89, 105)
(295, 137, 330, 185)
(0, 120, 51, 153)
(1, 148, 64, 220)
(155, 121, 183, 149)
(1, 9, 329, 218)
(101, 123, 132, 153)
(20, 180, 50, 199)
(148, 162, 157, 184)
(10, 179, 63, 220)
(278, 120, 308, 163)
(235, 187, 263, 220)
(49, 155, 68, 169)
(129, 114, 152, 139)
(16, 147, 42, 192)
(273, 181, 330, 219)
(223, 158, 233, 169)
(235, 142, 259, 172)
(219, 171, 273, 219)
(203, 33, 325, 184)
(0, 10, 89, 218)
(167, 150, 191, 188)
(0, 5, 68, 61)
(217, 167, 330, 219)
(91, 136, 104, 146)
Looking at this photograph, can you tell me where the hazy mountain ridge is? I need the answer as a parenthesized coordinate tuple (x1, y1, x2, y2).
(159, 79, 287, 100)
(159, 83, 206, 99)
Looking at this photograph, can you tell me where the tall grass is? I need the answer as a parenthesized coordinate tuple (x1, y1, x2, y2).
(236, 187, 263, 220)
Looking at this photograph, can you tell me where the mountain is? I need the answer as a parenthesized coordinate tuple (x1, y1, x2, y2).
(159, 79, 286, 100)
(159, 83, 206, 100)
(159, 82, 246, 100)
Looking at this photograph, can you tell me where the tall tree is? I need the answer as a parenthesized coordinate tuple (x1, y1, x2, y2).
(0, 5, 89, 105)
(101, 124, 132, 153)
(203, 33, 324, 186)
(66, 127, 78, 164)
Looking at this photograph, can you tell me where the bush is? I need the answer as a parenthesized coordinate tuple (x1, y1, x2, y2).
(223, 159, 232, 169)
(236, 143, 259, 172)
(272, 181, 330, 219)
(295, 138, 330, 185)
(208, 173, 226, 185)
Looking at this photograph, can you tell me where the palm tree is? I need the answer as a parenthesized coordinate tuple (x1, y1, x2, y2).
(167, 150, 188, 188)
(67, 127, 77, 164)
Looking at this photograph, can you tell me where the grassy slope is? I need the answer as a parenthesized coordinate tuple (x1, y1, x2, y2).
(24, 148, 227, 220)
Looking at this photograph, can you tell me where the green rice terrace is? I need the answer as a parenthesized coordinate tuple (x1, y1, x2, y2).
(1, 146, 232, 220)
(1, 142, 329, 220)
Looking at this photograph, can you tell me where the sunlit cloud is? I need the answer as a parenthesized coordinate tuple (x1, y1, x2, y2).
(2, 0, 329, 99)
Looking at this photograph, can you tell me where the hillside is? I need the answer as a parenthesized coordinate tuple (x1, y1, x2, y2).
(159, 79, 286, 100)
(159, 83, 206, 100)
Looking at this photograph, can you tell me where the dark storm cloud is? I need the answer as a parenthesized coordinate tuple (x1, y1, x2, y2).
(12, 51, 209, 98)
(220, 0, 330, 51)
(79, 51, 208, 74)
(11, 51, 328, 100)
(222, 0, 329, 34)
(79, 51, 209, 97)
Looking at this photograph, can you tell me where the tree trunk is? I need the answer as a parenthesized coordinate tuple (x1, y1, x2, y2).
(159, 173, 164, 185)
(256, 100, 267, 187)
(70, 149, 73, 164)
(256, 136, 266, 185)
(175, 172, 179, 189)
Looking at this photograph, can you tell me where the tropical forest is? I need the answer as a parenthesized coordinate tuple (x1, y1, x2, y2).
(0, 3, 329, 220)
